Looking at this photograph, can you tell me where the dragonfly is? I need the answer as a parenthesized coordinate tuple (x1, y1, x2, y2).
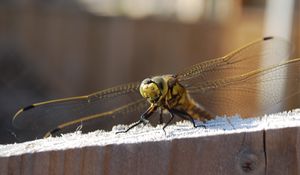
(12, 36, 300, 139)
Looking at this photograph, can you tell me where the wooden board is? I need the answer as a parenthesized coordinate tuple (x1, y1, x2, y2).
(0, 110, 300, 175)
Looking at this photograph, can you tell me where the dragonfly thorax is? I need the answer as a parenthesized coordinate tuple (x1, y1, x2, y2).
(139, 75, 173, 103)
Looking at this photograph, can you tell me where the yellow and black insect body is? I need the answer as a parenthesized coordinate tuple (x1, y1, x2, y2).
(12, 36, 300, 139)
(121, 75, 214, 133)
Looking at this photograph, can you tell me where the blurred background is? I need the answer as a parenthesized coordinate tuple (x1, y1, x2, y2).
(0, 0, 299, 144)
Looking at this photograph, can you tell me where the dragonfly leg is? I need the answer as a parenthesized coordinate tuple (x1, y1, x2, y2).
(162, 110, 175, 133)
(116, 120, 144, 134)
(139, 107, 154, 125)
(116, 105, 157, 133)
(159, 108, 164, 124)
(170, 109, 202, 128)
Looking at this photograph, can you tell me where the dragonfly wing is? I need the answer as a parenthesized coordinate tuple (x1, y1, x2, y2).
(185, 58, 300, 117)
(177, 37, 292, 87)
(13, 82, 150, 140)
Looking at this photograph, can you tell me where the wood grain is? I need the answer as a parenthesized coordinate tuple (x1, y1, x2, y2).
(1, 112, 300, 175)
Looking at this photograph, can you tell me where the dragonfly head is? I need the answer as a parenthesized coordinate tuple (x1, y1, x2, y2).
(139, 76, 168, 103)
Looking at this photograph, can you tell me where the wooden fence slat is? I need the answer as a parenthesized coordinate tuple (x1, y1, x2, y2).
(1, 110, 300, 175)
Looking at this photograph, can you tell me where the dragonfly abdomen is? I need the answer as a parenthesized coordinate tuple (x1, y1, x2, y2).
(183, 98, 213, 121)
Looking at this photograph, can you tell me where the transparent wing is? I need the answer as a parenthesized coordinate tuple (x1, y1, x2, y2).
(177, 37, 292, 87)
(186, 58, 300, 117)
(12, 82, 150, 140)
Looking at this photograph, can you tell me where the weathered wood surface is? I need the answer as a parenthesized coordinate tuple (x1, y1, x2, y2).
(0, 110, 300, 175)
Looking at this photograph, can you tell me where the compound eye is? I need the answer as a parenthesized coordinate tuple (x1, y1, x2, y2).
(141, 78, 152, 85)
(139, 78, 161, 102)
(152, 77, 168, 96)
(152, 77, 166, 91)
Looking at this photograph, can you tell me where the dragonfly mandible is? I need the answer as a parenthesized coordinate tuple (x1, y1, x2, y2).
(12, 36, 300, 138)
